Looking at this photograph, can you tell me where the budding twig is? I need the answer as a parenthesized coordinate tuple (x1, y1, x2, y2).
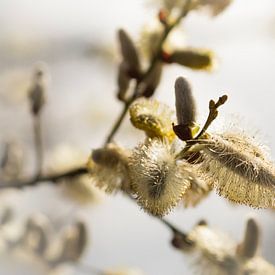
(28, 67, 46, 178)
(105, 0, 192, 145)
(195, 94, 228, 140)
(176, 94, 228, 160)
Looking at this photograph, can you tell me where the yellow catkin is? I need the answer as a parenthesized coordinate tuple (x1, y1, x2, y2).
(129, 98, 176, 142)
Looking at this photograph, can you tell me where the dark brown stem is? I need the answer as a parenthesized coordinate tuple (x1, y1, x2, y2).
(156, 216, 186, 236)
(0, 167, 88, 189)
(176, 94, 228, 159)
(195, 95, 228, 140)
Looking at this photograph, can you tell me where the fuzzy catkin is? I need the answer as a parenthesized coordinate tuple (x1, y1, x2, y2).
(186, 224, 238, 275)
(129, 98, 176, 141)
(89, 143, 131, 193)
(129, 138, 192, 216)
(196, 132, 275, 208)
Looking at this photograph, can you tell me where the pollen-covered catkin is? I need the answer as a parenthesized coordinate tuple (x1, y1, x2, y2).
(129, 98, 176, 141)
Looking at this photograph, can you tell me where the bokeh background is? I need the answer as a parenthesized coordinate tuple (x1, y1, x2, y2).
(0, 0, 274, 274)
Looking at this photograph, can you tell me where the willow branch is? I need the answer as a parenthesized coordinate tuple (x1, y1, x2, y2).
(105, 0, 192, 145)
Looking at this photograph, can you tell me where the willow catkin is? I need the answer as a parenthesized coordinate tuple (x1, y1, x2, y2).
(175, 76, 197, 126)
(169, 49, 214, 71)
(89, 143, 131, 193)
(196, 132, 275, 208)
(173, 77, 197, 141)
(23, 214, 50, 256)
(185, 223, 238, 275)
(237, 218, 260, 259)
(139, 61, 163, 98)
(129, 138, 191, 216)
(118, 29, 141, 77)
(58, 221, 88, 263)
(117, 62, 131, 101)
(129, 98, 176, 141)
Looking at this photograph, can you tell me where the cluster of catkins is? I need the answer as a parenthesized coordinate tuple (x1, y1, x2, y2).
(171, 218, 275, 274)
(0, 206, 87, 274)
(88, 76, 275, 217)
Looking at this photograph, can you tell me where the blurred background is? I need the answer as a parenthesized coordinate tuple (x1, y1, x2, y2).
(0, 0, 274, 274)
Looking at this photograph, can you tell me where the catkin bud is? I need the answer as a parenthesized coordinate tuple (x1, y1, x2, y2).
(117, 62, 131, 102)
(139, 61, 163, 98)
(118, 29, 141, 78)
(1, 141, 23, 181)
(173, 77, 197, 141)
(28, 67, 46, 115)
(23, 214, 50, 256)
(58, 221, 88, 263)
(237, 218, 260, 259)
(0, 207, 13, 225)
(167, 49, 214, 71)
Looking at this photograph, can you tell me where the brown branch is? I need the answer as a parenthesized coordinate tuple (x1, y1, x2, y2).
(0, 167, 88, 189)
(33, 114, 43, 178)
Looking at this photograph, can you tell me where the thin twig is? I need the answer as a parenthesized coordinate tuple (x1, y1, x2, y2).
(195, 94, 228, 140)
(156, 216, 187, 236)
(33, 114, 43, 178)
(0, 167, 87, 189)
(105, 100, 131, 145)
(176, 94, 228, 159)
(104, 0, 192, 145)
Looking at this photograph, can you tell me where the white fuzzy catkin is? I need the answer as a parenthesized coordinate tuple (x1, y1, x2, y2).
(196, 132, 275, 208)
(186, 224, 238, 275)
(129, 138, 192, 216)
(181, 220, 275, 275)
(89, 143, 131, 193)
